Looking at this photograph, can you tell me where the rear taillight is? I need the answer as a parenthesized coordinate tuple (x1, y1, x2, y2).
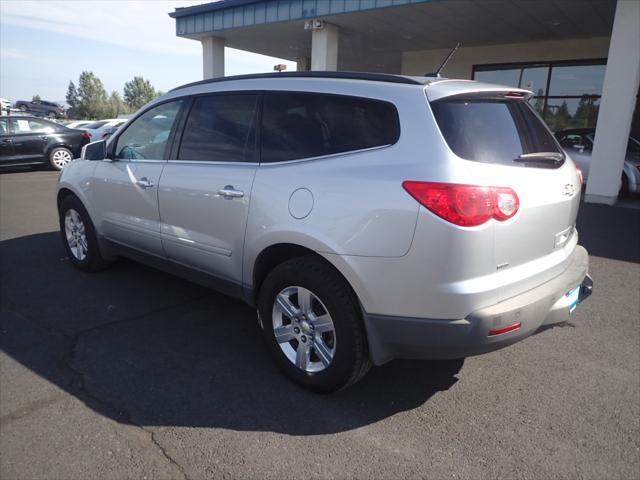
(402, 181, 519, 227)
(81, 131, 90, 139)
(576, 167, 584, 185)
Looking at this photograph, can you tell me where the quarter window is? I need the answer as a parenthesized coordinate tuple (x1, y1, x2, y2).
(177, 94, 258, 162)
(261, 92, 400, 163)
(115, 100, 182, 160)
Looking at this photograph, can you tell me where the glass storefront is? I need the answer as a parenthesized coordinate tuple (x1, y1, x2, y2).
(473, 60, 606, 132)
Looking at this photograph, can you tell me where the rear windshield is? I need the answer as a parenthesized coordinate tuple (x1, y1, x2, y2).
(430, 98, 562, 166)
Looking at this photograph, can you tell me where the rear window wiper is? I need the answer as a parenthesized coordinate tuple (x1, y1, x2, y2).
(513, 152, 564, 167)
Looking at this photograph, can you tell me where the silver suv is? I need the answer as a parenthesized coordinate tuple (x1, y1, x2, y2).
(57, 72, 593, 392)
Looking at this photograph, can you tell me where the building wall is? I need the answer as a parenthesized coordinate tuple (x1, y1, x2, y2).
(401, 37, 611, 78)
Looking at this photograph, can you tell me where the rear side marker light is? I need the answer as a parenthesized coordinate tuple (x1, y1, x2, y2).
(488, 322, 522, 337)
(402, 181, 519, 227)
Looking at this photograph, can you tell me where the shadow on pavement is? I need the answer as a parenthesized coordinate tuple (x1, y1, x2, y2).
(0, 231, 462, 436)
(576, 201, 640, 263)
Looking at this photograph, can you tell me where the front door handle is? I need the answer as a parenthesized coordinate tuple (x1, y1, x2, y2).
(1, 139, 12, 144)
(135, 177, 155, 189)
(218, 186, 244, 199)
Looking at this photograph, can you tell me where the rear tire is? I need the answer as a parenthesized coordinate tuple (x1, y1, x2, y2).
(49, 147, 73, 170)
(48, 111, 56, 119)
(19, 105, 27, 112)
(59, 195, 112, 272)
(257, 256, 371, 393)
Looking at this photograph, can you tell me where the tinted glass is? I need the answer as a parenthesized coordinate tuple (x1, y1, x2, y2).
(115, 100, 182, 160)
(474, 69, 520, 88)
(11, 118, 57, 133)
(178, 94, 258, 162)
(544, 98, 600, 131)
(520, 67, 548, 96)
(0, 118, 8, 135)
(431, 99, 561, 166)
(549, 65, 605, 96)
(261, 92, 399, 163)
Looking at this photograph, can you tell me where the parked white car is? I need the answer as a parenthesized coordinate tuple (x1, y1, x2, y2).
(84, 119, 127, 142)
(0, 98, 11, 114)
(65, 120, 93, 129)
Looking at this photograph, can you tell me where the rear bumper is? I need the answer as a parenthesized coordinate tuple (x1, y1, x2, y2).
(363, 245, 592, 365)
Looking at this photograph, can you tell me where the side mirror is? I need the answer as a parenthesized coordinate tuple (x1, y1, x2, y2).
(81, 140, 107, 161)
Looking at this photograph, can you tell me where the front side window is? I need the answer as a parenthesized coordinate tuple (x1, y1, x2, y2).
(115, 100, 182, 160)
(261, 92, 400, 163)
(177, 94, 258, 162)
(10, 118, 56, 134)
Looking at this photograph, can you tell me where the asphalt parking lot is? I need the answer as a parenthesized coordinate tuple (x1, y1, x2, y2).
(1, 169, 639, 479)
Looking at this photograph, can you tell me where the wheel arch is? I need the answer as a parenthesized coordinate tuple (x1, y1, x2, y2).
(250, 243, 362, 309)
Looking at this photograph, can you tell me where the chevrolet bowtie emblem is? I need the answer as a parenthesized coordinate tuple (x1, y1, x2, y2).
(562, 183, 576, 196)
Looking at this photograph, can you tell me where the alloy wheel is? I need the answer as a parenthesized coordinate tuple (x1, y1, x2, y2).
(272, 286, 336, 373)
(64, 209, 88, 261)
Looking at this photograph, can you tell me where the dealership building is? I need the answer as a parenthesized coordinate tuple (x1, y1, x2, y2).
(170, 0, 640, 204)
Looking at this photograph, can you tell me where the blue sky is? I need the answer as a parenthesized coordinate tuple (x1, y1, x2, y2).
(0, 1, 295, 104)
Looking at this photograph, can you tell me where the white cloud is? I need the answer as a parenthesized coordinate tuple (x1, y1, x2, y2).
(0, 47, 28, 59)
(0, 1, 204, 57)
(0, 1, 295, 73)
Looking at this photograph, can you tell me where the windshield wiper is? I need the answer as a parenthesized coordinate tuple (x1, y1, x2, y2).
(513, 152, 564, 166)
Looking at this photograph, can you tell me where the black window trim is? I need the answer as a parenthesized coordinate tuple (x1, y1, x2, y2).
(108, 97, 189, 161)
(165, 89, 401, 166)
(258, 90, 401, 164)
(170, 90, 262, 164)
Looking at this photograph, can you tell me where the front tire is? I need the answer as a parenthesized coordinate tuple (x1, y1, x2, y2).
(59, 195, 112, 272)
(49, 147, 73, 170)
(258, 256, 371, 393)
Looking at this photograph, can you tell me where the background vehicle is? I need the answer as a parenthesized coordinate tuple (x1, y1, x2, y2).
(57, 72, 592, 392)
(100, 124, 121, 140)
(0, 98, 11, 114)
(555, 128, 640, 197)
(64, 120, 92, 129)
(0, 116, 89, 170)
(14, 99, 66, 118)
(83, 118, 127, 142)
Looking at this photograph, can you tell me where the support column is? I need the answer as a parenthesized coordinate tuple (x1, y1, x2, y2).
(311, 23, 338, 71)
(201, 36, 225, 79)
(296, 57, 311, 71)
(585, 0, 640, 204)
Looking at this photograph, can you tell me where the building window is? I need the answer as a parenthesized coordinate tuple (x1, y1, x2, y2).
(472, 60, 606, 132)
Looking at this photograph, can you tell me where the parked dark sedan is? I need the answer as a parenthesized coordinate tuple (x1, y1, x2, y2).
(0, 116, 90, 170)
(14, 99, 66, 119)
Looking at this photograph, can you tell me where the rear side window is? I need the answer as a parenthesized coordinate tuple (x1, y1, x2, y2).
(430, 99, 561, 166)
(261, 92, 399, 163)
(178, 94, 258, 162)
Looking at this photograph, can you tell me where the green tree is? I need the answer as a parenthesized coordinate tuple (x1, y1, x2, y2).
(573, 96, 598, 128)
(65, 81, 79, 118)
(103, 91, 129, 118)
(32, 94, 41, 101)
(123, 76, 157, 110)
(75, 71, 108, 119)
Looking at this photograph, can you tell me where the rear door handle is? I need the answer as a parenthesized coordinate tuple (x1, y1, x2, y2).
(135, 177, 155, 189)
(218, 186, 244, 199)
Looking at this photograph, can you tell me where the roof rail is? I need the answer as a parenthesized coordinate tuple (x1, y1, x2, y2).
(170, 71, 424, 92)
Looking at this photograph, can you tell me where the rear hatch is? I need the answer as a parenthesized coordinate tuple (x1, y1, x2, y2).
(427, 83, 582, 300)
